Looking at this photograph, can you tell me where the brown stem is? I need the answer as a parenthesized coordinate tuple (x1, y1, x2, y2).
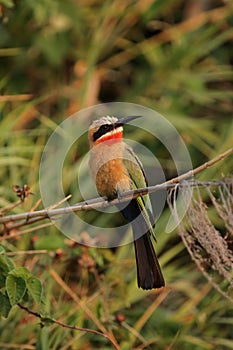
(17, 303, 120, 350)
(0, 148, 232, 233)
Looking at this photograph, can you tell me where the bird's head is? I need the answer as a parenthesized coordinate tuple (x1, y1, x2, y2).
(88, 115, 141, 147)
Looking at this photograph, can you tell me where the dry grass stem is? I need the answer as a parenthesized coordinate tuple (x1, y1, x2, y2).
(169, 178, 233, 301)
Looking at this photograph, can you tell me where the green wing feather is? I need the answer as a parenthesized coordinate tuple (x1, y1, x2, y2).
(122, 143, 156, 238)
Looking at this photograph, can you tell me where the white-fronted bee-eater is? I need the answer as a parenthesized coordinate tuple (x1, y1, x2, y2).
(88, 115, 165, 290)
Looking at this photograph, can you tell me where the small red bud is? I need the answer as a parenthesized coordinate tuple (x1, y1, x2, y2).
(114, 313, 126, 323)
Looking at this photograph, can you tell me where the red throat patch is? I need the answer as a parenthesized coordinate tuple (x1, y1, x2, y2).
(96, 130, 123, 144)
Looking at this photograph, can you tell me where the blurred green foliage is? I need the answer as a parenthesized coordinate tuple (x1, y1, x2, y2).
(0, 0, 233, 349)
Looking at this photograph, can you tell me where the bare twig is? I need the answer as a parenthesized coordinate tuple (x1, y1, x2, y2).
(0, 195, 73, 234)
(0, 148, 232, 234)
(17, 303, 120, 350)
(0, 94, 33, 102)
(0, 200, 22, 215)
(0, 222, 54, 243)
(5, 249, 49, 256)
(163, 148, 233, 185)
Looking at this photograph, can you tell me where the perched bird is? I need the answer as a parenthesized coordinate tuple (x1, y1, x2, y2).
(88, 115, 165, 289)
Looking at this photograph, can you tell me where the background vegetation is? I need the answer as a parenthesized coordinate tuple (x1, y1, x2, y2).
(0, 0, 233, 349)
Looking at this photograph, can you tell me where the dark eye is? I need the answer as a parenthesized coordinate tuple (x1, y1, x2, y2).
(93, 124, 112, 141)
(101, 124, 112, 133)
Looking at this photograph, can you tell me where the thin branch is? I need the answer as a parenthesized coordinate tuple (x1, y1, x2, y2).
(0, 148, 232, 233)
(0, 94, 33, 102)
(0, 222, 54, 242)
(0, 200, 22, 215)
(0, 182, 216, 234)
(5, 249, 49, 256)
(17, 303, 120, 350)
(163, 147, 233, 185)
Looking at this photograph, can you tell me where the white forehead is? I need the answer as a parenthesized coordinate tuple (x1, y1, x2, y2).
(90, 115, 118, 128)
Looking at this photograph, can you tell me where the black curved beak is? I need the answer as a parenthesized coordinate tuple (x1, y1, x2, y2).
(115, 115, 142, 127)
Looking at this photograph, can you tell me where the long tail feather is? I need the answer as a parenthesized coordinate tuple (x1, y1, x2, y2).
(133, 230, 165, 289)
(117, 199, 165, 290)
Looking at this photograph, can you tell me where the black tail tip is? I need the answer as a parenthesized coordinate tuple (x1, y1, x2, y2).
(138, 280, 165, 290)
